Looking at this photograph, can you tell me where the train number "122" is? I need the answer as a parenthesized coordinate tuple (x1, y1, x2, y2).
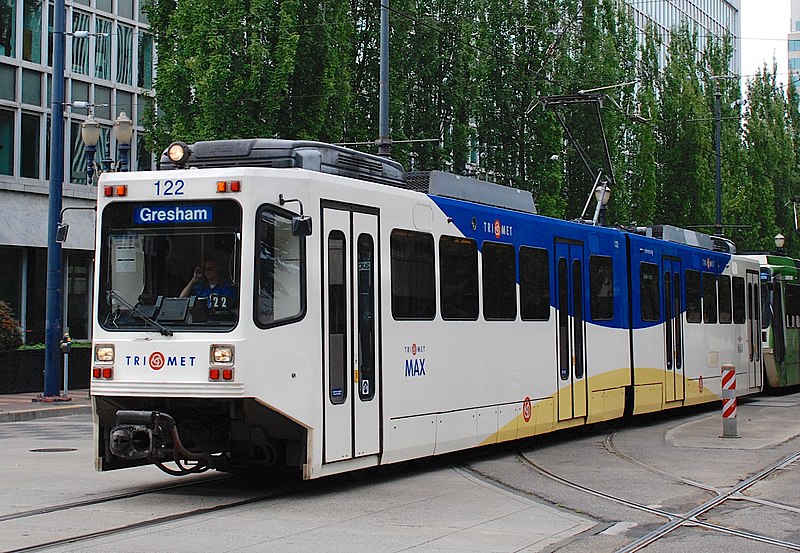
(153, 179, 185, 196)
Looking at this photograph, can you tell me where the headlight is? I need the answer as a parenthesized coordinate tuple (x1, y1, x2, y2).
(211, 345, 234, 364)
(95, 344, 115, 363)
(167, 141, 190, 166)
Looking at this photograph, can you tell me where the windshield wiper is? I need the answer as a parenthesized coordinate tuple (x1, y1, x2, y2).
(107, 289, 174, 337)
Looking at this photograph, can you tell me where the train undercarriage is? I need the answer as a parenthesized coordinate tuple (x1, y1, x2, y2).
(93, 396, 307, 476)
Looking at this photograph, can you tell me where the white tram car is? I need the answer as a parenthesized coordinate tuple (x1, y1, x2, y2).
(92, 139, 762, 478)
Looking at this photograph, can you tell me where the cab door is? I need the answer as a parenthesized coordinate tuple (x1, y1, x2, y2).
(663, 258, 684, 402)
(556, 239, 587, 421)
(322, 204, 381, 463)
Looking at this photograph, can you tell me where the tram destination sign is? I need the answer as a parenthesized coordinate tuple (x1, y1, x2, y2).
(133, 205, 214, 225)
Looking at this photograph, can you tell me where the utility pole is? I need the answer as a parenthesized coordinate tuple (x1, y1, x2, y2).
(42, 0, 67, 400)
(714, 83, 722, 237)
(377, 0, 391, 156)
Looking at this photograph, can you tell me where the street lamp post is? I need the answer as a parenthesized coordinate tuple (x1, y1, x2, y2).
(114, 111, 134, 172)
(81, 114, 101, 184)
(41, 0, 67, 400)
(775, 233, 786, 255)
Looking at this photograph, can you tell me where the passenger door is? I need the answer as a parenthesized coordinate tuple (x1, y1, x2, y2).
(556, 239, 587, 421)
(746, 270, 762, 389)
(663, 258, 684, 402)
(322, 204, 381, 463)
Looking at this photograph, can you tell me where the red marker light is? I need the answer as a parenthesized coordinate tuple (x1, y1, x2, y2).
(209, 368, 220, 381)
(222, 369, 234, 381)
(103, 186, 114, 197)
(92, 368, 101, 379)
(229, 180, 241, 192)
(101, 368, 113, 379)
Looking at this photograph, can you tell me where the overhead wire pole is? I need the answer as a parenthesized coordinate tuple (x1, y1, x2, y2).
(714, 82, 722, 236)
(42, 0, 67, 399)
(377, 0, 391, 156)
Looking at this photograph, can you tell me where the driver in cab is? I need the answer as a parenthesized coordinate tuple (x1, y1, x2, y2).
(181, 260, 236, 309)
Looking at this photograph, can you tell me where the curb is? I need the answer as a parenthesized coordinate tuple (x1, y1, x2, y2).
(0, 405, 92, 423)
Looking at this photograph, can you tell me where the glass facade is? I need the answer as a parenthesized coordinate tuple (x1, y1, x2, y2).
(0, 0, 152, 342)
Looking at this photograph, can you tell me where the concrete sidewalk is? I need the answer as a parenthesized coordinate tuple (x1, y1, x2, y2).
(0, 389, 92, 422)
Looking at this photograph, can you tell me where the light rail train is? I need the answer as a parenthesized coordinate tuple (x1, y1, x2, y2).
(92, 139, 764, 478)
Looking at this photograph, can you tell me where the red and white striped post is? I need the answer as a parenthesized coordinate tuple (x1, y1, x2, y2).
(721, 364, 739, 438)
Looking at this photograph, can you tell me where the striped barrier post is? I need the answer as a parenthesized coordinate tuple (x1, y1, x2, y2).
(721, 364, 738, 438)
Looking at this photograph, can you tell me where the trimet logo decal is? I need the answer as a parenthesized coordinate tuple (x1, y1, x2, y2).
(149, 352, 165, 370)
(483, 219, 513, 239)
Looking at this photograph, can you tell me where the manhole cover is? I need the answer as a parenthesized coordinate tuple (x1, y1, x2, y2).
(29, 448, 77, 453)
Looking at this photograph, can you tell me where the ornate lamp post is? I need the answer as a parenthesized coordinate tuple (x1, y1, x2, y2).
(114, 111, 134, 172)
(80, 114, 101, 184)
(775, 233, 786, 255)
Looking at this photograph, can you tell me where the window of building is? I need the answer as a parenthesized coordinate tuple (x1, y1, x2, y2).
(20, 112, 39, 178)
(718, 274, 732, 323)
(732, 276, 745, 324)
(482, 241, 516, 320)
(116, 23, 134, 85)
(590, 255, 614, 320)
(116, 90, 133, 122)
(0, 63, 15, 100)
(71, 11, 90, 74)
(136, 133, 151, 171)
(66, 251, 92, 339)
(46, 2, 52, 66)
(686, 269, 701, 322)
(22, 0, 41, 63)
(791, 40, 800, 52)
(702, 272, 717, 324)
(138, 32, 153, 89)
(94, 17, 111, 80)
(118, 0, 133, 19)
(21, 68, 40, 106)
(96, 0, 111, 13)
(71, 78, 88, 106)
(0, 0, 16, 57)
(640, 262, 660, 321)
(391, 229, 435, 319)
(519, 246, 549, 321)
(94, 85, 111, 120)
(439, 235, 478, 320)
(138, 0, 148, 23)
(0, 109, 14, 176)
(0, 247, 23, 328)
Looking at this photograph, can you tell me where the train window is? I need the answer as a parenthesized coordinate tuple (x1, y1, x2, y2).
(786, 284, 800, 320)
(640, 262, 660, 322)
(685, 270, 701, 323)
(482, 241, 516, 320)
(558, 258, 569, 380)
(733, 276, 745, 324)
(702, 272, 717, 324)
(589, 255, 614, 321)
(718, 275, 732, 324)
(391, 229, 435, 319)
(520, 246, 550, 321)
(328, 231, 347, 404)
(255, 205, 304, 328)
(357, 234, 376, 401)
(439, 236, 479, 320)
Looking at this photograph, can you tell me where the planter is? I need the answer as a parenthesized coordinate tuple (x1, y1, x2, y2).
(0, 348, 91, 394)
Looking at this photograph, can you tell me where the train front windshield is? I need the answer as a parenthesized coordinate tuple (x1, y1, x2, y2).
(98, 200, 242, 332)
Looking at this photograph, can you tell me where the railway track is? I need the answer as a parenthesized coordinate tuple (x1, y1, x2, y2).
(1, 472, 303, 553)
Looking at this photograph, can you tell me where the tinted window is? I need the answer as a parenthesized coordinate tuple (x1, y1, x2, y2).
(482, 241, 516, 320)
(391, 230, 435, 319)
(256, 206, 304, 327)
(590, 255, 614, 320)
(733, 276, 745, 324)
(703, 272, 717, 324)
(520, 246, 550, 321)
(718, 275, 732, 324)
(686, 270, 701, 323)
(439, 236, 478, 320)
(640, 263, 660, 321)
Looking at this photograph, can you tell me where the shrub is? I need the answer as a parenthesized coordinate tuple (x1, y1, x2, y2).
(0, 300, 23, 350)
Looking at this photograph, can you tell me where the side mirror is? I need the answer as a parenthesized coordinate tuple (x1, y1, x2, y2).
(292, 215, 312, 237)
(56, 223, 69, 243)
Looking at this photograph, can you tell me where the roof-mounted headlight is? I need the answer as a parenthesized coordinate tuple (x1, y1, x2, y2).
(167, 141, 191, 167)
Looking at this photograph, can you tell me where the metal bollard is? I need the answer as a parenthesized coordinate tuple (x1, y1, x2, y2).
(721, 364, 739, 438)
